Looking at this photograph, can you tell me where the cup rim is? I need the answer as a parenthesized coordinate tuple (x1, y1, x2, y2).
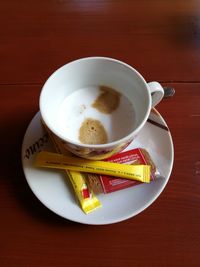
(40, 56, 151, 148)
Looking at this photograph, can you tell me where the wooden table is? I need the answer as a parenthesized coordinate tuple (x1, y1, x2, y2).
(1, 1, 200, 266)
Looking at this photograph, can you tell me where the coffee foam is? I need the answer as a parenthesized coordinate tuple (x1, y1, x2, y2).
(56, 86, 136, 144)
(79, 118, 108, 144)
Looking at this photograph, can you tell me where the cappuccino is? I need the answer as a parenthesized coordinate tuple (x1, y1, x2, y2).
(56, 86, 136, 145)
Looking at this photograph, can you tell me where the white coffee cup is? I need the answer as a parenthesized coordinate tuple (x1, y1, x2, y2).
(40, 57, 164, 160)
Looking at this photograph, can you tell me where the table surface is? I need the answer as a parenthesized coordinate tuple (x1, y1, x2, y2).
(1, 1, 200, 266)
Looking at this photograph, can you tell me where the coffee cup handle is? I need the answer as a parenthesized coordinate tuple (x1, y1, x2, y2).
(148, 81, 164, 107)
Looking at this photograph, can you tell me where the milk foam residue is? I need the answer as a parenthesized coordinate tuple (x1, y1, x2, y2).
(56, 86, 135, 144)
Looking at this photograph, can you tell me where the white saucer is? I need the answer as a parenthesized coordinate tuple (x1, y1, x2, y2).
(21, 109, 174, 225)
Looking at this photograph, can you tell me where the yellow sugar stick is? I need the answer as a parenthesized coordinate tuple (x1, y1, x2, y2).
(43, 124, 102, 214)
(35, 151, 151, 183)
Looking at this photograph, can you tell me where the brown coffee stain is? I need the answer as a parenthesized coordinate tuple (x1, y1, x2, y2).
(79, 118, 108, 145)
(92, 86, 121, 114)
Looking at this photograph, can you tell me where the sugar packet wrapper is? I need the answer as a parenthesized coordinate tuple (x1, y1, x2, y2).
(87, 148, 159, 193)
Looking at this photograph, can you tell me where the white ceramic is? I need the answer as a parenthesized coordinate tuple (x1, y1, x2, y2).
(40, 57, 164, 159)
(21, 109, 174, 225)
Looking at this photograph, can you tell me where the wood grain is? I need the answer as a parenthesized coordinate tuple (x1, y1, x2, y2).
(0, 0, 200, 266)
(1, 0, 200, 84)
